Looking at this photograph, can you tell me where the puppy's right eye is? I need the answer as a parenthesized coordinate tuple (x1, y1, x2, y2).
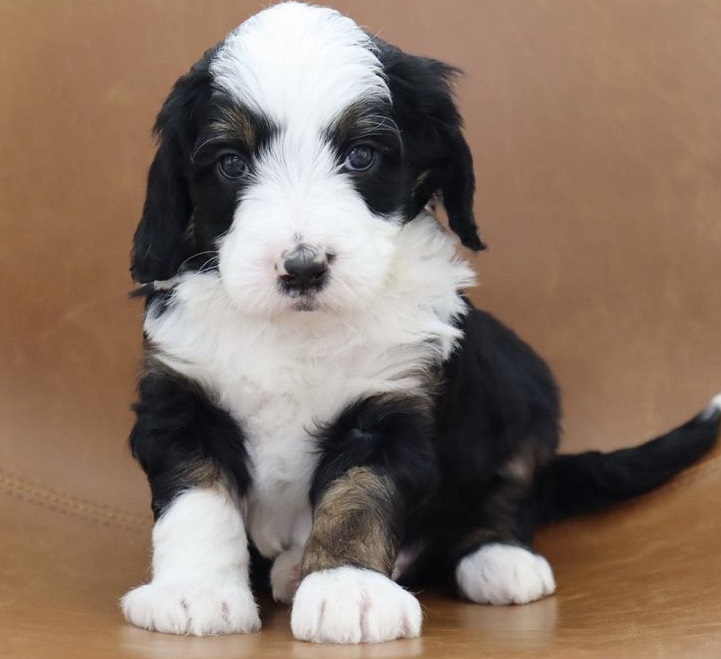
(217, 153, 248, 180)
(343, 145, 376, 172)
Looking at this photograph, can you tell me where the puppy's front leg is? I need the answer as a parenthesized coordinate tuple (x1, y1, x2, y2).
(122, 484, 260, 635)
(291, 468, 421, 644)
(291, 396, 436, 644)
(120, 371, 260, 635)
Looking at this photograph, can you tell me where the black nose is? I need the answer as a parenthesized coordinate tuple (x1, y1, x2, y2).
(280, 245, 329, 293)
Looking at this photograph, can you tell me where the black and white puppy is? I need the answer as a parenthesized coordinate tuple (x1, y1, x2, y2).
(121, 2, 720, 644)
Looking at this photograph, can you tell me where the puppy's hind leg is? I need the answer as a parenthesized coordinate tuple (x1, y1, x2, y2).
(452, 449, 556, 606)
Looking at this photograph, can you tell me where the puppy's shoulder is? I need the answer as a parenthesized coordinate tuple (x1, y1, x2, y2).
(440, 301, 561, 422)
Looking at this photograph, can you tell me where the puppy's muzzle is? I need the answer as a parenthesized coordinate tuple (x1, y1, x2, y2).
(279, 244, 331, 295)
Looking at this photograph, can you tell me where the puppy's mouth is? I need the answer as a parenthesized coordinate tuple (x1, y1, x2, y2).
(278, 282, 326, 313)
(291, 297, 320, 312)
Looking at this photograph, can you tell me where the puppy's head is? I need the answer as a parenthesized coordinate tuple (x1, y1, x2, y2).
(131, 1, 484, 316)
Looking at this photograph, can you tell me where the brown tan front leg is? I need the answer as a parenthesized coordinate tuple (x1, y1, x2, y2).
(291, 466, 422, 643)
(300, 466, 399, 578)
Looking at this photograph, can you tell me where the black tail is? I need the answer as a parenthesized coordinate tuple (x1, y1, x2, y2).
(538, 395, 721, 524)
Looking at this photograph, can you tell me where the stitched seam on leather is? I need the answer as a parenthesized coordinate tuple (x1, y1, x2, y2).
(0, 470, 150, 530)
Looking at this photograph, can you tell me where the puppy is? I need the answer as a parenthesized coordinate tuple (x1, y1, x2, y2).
(121, 1, 720, 644)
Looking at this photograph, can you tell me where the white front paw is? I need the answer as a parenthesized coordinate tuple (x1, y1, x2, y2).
(291, 567, 422, 644)
(121, 579, 261, 636)
(456, 543, 556, 605)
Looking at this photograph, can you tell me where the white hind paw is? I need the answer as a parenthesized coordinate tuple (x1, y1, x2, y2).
(456, 543, 556, 605)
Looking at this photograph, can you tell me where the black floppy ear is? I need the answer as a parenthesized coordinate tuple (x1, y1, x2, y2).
(377, 41, 486, 251)
(130, 55, 214, 283)
(130, 130, 190, 283)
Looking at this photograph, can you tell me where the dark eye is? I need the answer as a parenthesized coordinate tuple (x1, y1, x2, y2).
(343, 145, 376, 172)
(217, 153, 248, 180)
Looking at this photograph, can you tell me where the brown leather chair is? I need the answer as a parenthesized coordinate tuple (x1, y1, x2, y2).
(2, 2, 720, 657)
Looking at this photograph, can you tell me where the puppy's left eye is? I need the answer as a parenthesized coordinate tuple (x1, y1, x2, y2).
(343, 145, 376, 172)
(217, 153, 248, 180)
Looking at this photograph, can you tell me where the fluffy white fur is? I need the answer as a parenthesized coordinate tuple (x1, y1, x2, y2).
(121, 486, 260, 635)
(216, 166, 404, 318)
(455, 543, 556, 605)
(290, 567, 422, 644)
(210, 2, 389, 127)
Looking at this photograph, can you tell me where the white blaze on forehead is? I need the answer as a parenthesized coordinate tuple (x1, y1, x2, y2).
(210, 2, 389, 128)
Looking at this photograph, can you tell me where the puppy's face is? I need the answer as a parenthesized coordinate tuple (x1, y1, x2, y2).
(205, 5, 405, 315)
(132, 2, 484, 317)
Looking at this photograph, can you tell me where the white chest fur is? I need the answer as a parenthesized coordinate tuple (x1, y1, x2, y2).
(143, 218, 474, 558)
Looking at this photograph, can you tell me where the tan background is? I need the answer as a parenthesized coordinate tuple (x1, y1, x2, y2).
(1, 1, 720, 657)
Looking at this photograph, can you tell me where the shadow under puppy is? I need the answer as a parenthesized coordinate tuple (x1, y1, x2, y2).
(122, 1, 721, 644)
